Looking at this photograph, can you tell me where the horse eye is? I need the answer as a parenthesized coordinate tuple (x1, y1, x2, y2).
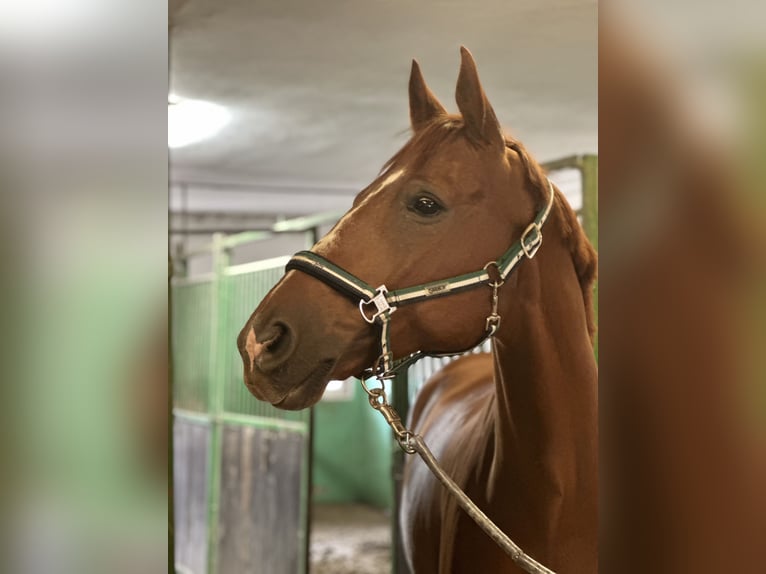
(411, 196, 443, 216)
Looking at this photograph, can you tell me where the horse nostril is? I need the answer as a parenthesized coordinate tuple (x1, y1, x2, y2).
(263, 323, 287, 354)
(252, 321, 294, 371)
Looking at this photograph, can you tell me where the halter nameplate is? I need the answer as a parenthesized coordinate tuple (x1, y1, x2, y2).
(425, 283, 450, 295)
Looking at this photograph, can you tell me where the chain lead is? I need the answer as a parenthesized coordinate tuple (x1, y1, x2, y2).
(485, 272, 504, 335)
(359, 378, 415, 453)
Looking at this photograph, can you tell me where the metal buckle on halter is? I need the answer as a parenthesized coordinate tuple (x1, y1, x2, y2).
(359, 285, 396, 324)
(520, 222, 543, 259)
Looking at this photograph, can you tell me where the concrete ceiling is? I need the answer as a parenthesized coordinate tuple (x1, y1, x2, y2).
(169, 0, 597, 215)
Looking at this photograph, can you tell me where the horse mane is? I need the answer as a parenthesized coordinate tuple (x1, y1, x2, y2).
(505, 137, 599, 342)
(374, 117, 598, 341)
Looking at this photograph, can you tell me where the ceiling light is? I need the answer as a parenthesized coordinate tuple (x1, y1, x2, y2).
(168, 95, 230, 149)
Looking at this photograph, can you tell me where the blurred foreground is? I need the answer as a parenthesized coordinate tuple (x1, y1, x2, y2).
(600, 4, 766, 573)
(0, 1, 167, 573)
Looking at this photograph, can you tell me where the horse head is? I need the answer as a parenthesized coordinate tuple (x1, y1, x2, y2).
(237, 47, 548, 409)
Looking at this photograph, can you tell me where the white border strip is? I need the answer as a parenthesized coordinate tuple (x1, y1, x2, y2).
(171, 272, 216, 287)
(224, 255, 292, 276)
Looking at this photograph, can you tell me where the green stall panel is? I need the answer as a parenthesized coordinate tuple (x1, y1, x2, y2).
(173, 416, 211, 574)
(172, 245, 311, 574)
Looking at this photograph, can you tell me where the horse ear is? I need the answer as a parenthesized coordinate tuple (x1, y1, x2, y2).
(409, 59, 447, 131)
(455, 46, 504, 151)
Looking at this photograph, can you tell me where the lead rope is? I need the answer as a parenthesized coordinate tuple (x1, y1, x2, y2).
(359, 278, 557, 574)
(410, 436, 556, 574)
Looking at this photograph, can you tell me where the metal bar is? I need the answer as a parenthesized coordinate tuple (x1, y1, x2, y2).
(542, 154, 584, 172)
(174, 409, 213, 425)
(169, 255, 175, 574)
(216, 213, 341, 249)
(172, 273, 216, 287)
(298, 408, 314, 574)
(170, 227, 272, 235)
(580, 155, 599, 361)
(170, 178, 359, 194)
(215, 412, 310, 434)
(181, 245, 215, 260)
(182, 183, 189, 257)
(580, 154, 598, 251)
(205, 234, 228, 574)
(272, 212, 344, 233)
(391, 370, 412, 574)
(173, 228, 295, 259)
(220, 230, 274, 248)
(171, 215, 340, 272)
(170, 210, 282, 219)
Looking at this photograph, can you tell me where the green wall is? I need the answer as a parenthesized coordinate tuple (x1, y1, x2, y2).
(311, 382, 393, 509)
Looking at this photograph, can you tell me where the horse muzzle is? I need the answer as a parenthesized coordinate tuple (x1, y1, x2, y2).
(237, 316, 342, 410)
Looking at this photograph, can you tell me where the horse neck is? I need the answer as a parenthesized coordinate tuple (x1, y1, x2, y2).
(487, 215, 597, 531)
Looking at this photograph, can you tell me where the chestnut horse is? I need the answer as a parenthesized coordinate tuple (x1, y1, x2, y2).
(237, 48, 597, 573)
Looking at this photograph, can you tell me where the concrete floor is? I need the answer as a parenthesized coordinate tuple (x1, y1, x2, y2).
(310, 504, 392, 574)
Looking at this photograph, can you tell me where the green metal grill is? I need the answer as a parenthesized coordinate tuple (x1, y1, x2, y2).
(172, 279, 214, 412)
(172, 243, 312, 574)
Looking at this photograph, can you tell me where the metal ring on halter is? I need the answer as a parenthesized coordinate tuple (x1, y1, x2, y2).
(482, 261, 505, 288)
(360, 376, 386, 397)
(367, 387, 387, 409)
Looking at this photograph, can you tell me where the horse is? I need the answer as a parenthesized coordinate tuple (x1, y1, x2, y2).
(237, 47, 598, 573)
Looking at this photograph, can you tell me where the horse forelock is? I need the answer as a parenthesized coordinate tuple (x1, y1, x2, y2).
(381, 115, 466, 175)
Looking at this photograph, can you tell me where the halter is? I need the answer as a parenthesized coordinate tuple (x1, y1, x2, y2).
(285, 178, 556, 381)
